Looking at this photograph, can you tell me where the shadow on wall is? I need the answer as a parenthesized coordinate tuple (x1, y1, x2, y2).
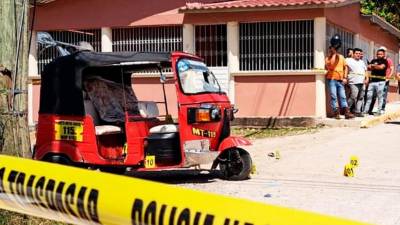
(279, 82, 297, 116)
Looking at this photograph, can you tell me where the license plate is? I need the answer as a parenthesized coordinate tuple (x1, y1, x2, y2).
(144, 155, 156, 168)
(54, 120, 84, 142)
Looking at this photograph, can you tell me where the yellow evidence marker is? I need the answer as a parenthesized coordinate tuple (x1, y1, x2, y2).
(350, 156, 359, 167)
(250, 164, 257, 175)
(144, 155, 156, 168)
(275, 150, 281, 160)
(344, 164, 354, 177)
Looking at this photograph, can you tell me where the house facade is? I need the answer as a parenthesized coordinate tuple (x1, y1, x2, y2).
(28, 0, 400, 125)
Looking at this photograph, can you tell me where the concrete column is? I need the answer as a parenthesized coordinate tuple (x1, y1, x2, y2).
(28, 31, 38, 126)
(227, 22, 239, 104)
(101, 27, 113, 52)
(183, 24, 195, 54)
(28, 82, 33, 126)
(28, 31, 38, 76)
(369, 40, 375, 59)
(314, 17, 327, 117)
(315, 74, 327, 117)
(398, 47, 400, 64)
(354, 34, 360, 48)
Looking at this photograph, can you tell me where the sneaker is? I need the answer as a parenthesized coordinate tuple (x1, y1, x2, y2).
(373, 111, 382, 116)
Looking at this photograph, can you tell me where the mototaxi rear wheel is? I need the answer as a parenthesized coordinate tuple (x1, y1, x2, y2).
(43, 154, 72, 166)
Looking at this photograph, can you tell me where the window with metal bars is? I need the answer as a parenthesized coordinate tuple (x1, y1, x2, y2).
(326, 23, 354, 57)
(358, 37, 371, 62)
(195, 24, 227, 67)
(37, 29, 101, 74)
(239, 20, 314, 71)
(112, 26, 183, 52)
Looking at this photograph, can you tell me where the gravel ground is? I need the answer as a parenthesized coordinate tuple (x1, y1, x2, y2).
(131, 119, 400, 225)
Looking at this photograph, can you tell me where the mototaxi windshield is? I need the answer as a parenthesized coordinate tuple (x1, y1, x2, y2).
(177, 59, 222, 95)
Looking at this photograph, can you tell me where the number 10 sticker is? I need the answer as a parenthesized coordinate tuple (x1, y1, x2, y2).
(145, 155, 156, 168)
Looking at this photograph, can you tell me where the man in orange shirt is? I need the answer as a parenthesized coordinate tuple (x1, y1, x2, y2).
(325, 43, 354, 119)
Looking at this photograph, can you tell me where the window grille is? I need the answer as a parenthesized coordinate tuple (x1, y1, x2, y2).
(112, 26, 183, 52)
(37, 29, 101, 74)
(326, 23, 354, 57)
(195, 24, 227, 67)
(357, 37, 371, 62)
(239, 20, 314, 71)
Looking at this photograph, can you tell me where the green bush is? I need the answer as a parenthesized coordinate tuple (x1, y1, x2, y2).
(361, 0, 400, 29)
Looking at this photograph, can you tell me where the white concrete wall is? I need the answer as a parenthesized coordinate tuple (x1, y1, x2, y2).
(28, 31, 38, 126)
(101, 27, 113, 52)
(314, 17, 327, 117)
(28, 31, 38, 76)
(183, 24, 194, 54)
(227, 22, 239, 104)
(209, 67, 229, 94)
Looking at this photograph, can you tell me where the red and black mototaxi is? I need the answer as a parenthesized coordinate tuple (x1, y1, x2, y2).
(33, 51, 253, 180)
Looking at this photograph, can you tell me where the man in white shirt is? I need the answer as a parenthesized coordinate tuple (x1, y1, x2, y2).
(346, 48, 368, 117)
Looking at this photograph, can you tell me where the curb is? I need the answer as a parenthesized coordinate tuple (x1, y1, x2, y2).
(232, 117, 318, 128)
(360, 109, 400, 128)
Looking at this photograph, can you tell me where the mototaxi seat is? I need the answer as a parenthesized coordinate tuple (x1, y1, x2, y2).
(138, 101, 179, 134)
(149, 124, 179, 134)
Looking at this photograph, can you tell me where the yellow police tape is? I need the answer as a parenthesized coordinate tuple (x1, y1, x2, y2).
(0, 155, 368, 225)
(312, 68, 399, 81)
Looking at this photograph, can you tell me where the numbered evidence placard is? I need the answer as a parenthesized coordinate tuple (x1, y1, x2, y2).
(144, 155, 156, 168)
(54, 120, 84, 142)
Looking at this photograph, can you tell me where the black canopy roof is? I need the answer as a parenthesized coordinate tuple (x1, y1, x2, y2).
(69, 51, 171, 67)
(39, 51, 172, 116)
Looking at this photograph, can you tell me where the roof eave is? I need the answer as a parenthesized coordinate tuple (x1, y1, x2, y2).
(179, 0, 360, 14)
(363, 14, 400, 40)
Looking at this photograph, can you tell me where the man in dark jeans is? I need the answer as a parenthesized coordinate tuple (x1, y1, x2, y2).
(364, 49, 388, 116)
(368, 46, 394, 114)
(325, 45, 354, 119)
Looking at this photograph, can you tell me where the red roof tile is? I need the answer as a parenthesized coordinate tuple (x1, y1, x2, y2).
(182, 0, 352, 11)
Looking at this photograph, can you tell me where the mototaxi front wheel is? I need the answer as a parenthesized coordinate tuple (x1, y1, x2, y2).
(219, 148, 252, 181)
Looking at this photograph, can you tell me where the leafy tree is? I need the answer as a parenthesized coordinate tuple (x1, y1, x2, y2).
(361, 0, 400, 29)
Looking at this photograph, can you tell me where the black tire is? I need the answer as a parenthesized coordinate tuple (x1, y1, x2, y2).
(219, 149, 252, 181)
(100, 167, 126, 175)
(43, 154, 72, 166)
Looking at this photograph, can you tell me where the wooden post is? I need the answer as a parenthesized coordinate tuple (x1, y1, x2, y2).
(0, 0, 31, 157)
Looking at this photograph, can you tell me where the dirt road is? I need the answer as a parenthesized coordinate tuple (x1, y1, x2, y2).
(132, 119, 400, 225)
